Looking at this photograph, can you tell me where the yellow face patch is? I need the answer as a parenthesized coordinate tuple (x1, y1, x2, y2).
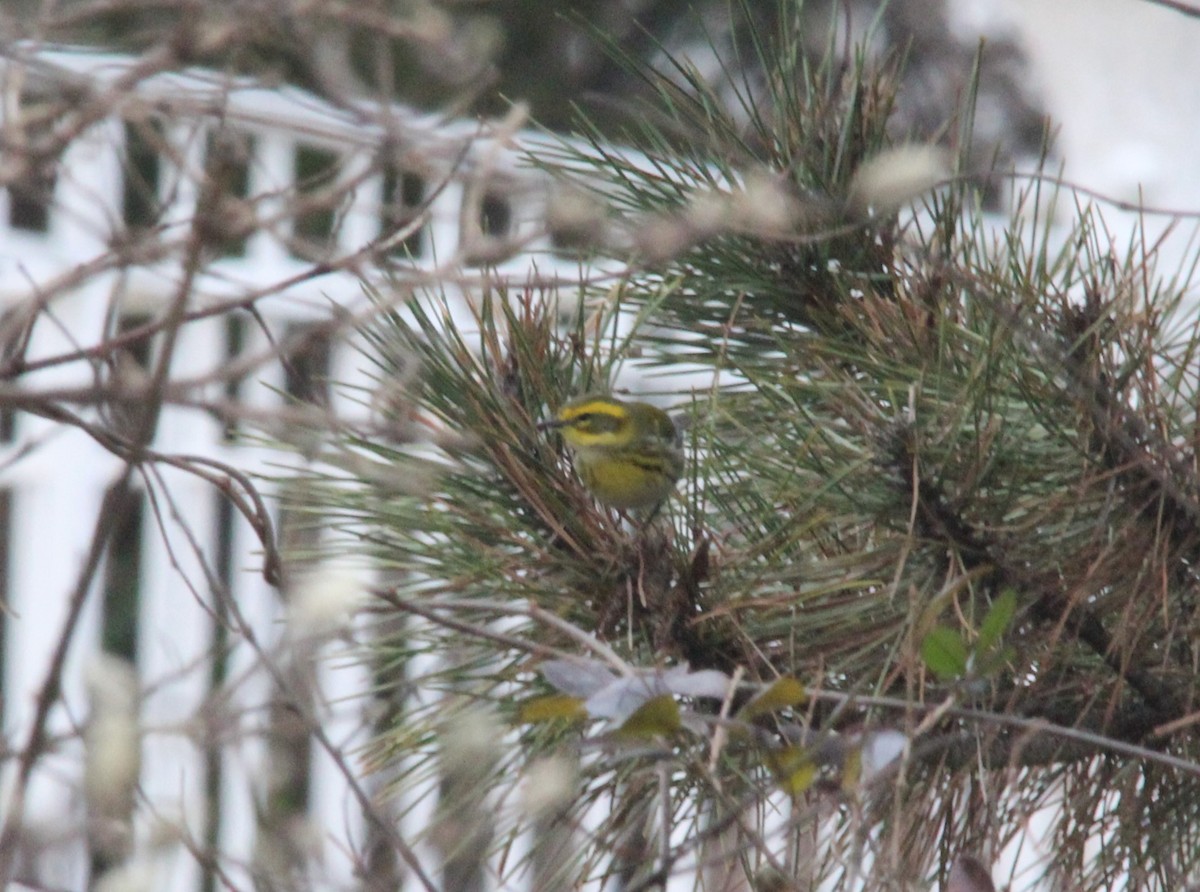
(554, 398, 631, 448)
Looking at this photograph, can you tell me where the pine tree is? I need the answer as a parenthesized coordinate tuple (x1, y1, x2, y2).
(306, 5, 1200, 889)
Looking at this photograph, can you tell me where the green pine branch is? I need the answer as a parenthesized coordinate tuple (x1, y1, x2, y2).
(291, 5, 1200, 889)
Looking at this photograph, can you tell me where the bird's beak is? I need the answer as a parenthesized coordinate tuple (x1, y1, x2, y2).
(537, 418, 564, 431)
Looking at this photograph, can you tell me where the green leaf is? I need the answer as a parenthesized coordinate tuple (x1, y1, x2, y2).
(978, 589, 1018, 652)
(738, 677, 808, 720)
(975, 644, 1019, 679)
(922, 626, 970, 680)
(615, 694, 682, 739)
(518, 695, 587, 724)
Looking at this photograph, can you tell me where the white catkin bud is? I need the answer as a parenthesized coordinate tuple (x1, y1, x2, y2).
(684, 189, 729, 235)
(637, 215, 696, 263)
(848, 145, 950, 216)
(287, 564, 366, 639)
(83, 655, 141, 820)
(410, 2, 455, 45)
(730, 171, 801, 234)
(92, 861, 156, 892)
(546, 186, 608, 250)
(520, 755, 577, 820)
(440, 707, 496, 774)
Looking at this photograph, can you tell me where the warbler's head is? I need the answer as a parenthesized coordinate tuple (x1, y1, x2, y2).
(541, 395, 638, 449)
(541, 394, 683, 509)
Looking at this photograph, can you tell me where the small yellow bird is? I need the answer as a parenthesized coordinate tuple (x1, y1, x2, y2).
(541, 394, 684, 510)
